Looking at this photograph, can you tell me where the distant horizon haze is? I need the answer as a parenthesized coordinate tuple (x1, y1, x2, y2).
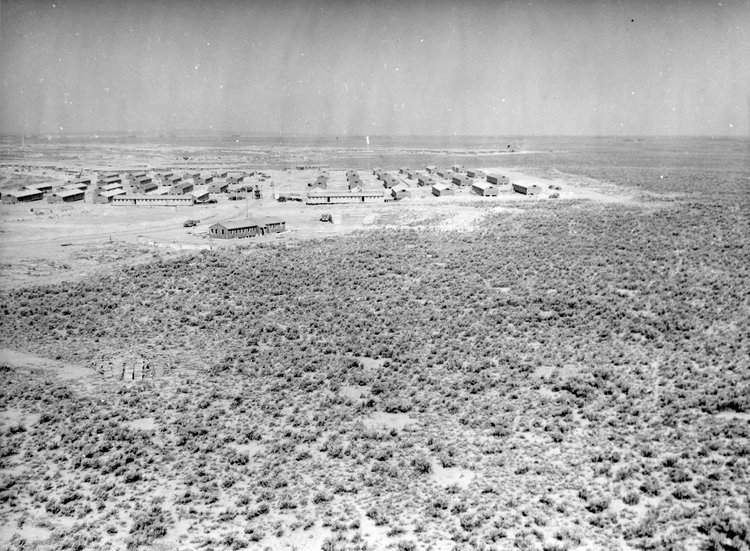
(1, 0, 748, 137)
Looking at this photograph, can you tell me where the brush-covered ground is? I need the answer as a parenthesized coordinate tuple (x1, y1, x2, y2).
(0, 192, 749, 550)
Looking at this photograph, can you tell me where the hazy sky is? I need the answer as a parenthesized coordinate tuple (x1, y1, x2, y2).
(1, 0, 748, 136)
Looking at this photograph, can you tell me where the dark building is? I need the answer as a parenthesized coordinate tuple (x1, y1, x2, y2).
(209, 217, 286, 239)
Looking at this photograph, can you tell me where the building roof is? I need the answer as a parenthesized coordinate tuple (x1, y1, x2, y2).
(432, 183, 451, 191)
(307, 190, 383, 197)
(52, 188, 85, 198)
(114, 194, 194, 200)
(473, 182, 495, 190)
(8, 188, 44, 198)
(101, 189, 126, 198)
(25, 182, 53, 190)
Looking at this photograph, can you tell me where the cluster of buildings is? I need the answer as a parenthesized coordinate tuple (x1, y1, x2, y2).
(1, 168, 256, 206)
(300, 165, 545, 205)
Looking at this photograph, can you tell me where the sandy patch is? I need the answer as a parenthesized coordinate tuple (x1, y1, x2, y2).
(363, 412, 415, 430)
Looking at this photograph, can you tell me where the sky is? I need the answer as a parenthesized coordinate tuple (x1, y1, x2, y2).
(1, 0, 748, 136)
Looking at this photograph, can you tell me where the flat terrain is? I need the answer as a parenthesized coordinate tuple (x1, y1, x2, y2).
(0, 161, 645, 290)
(0, 139, 748, 551)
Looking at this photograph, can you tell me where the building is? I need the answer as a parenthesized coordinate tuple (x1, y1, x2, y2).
(2, 188, 44, 204)
(165, 174, 183, 185)
(431, 183, 454, 197)
(316, 175, 329, 186)
(227, 174, 245, 185)
(135, 181, 158, 194)
(399, 167, 409, 174)
(195, 173, 214, 186)
(407, 170, 421, 180)
(452, 164, 464, 172)
(128, 171, 148, 183)
(486, 173, 508, 185)
(372, 167, 382, 176)
(133, 175, 152, 186)
(25, 183, 54, 194)
(191, 188, 210, 203)
(452, 174, 473, 186)
(208, 181, 228, 193)
(381, 174, 399, 188)
(306, 190, 384, 205)
(93, 188, 127, 204)
(99, 175, 122, 187)
(467, 169, 486, 179)
(112, 194, 195, 207)
(63, 182, 88, 191)
(100, 182, 124, 193)
(156, 171, 174, 182)
(209, 217, 286, 239)
(391, 184, 411, 200)
(170, 181, 194, 195)
(186, 171, 200, 181)
(512, 183, 541, 195)
(47, 189, 85, 203)
(426, 165, 437, 174)
(72, 177, 92, 187)
(261, 217, 286, 233)
(418, 174, 436, 187)
(346, 170, 360, 184)
(216, 171, 228, 179)
(472, 182, 499, 196)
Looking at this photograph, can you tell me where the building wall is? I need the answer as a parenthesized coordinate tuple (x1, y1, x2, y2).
(113, 197, 194, 206)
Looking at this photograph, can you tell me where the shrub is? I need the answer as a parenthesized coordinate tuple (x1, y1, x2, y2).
(126, 506, 169, 549)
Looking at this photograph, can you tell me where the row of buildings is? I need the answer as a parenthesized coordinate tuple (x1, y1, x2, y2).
(1, 168, 255, 205)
